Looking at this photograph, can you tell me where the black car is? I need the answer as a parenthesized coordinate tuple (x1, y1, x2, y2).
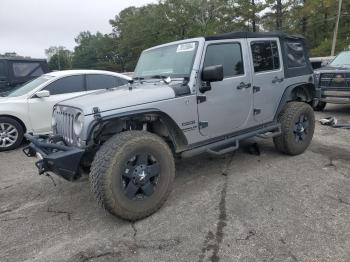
(0, 57, 49, 93)
(313, 51, 350, 111)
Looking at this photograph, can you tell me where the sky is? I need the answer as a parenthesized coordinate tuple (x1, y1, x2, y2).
(0, 0, 155, 58)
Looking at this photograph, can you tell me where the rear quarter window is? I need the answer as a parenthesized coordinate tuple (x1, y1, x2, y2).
(285, 42, 306, 68)
(86, 74, 126, 91)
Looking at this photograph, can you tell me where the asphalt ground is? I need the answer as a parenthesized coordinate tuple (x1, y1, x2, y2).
(0, 104, 349, 262)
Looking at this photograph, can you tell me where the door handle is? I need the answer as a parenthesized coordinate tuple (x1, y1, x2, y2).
(272, 76, 284, 84)
(237, 82, 251, 90)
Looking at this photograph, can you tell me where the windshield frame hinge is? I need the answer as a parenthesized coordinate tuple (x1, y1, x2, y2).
(197, 95, 207, 104)
(199, 121, 209, 129)
(93, 107, 102, 120)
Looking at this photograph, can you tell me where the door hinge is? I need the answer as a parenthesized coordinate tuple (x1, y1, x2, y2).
(197, 95, 207, 104)
(253, 109, 261, 115)
(199, 121, 209, 129)
(253, 86, 261, 93)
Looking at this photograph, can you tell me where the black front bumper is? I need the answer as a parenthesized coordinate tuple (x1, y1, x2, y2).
(23, 134, 85, 181)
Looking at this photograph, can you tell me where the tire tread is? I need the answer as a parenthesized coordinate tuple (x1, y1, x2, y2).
(90, 131, 175, 221)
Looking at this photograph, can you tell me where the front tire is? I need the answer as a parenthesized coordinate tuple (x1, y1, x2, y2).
(0, 117, 24, 152)
(274, 102, 315, 155)
(90, 131, 175, 221)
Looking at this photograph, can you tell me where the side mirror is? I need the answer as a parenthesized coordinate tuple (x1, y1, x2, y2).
(321, 61, 329, 67)
(35, 90, 50, 98)
(202, 65, 224, 82)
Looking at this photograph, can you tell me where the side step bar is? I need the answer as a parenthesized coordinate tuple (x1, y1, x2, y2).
(256, 126, 281, 139)
(181, 123, 281, 158)
(206, 140, 239, 156)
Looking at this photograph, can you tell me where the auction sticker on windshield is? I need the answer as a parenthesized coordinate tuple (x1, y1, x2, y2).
(176, 42, 196, 53)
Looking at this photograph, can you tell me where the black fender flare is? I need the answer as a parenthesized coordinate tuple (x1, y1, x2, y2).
(274, 82, 315, 121)
(86, 109, 188, 152)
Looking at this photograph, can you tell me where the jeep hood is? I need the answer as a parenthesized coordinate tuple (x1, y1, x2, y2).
(58, 83, 176, 115)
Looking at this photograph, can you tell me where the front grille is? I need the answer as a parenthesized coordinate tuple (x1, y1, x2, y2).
(53, 107, 76, 145)
(320, 73, 350, 88)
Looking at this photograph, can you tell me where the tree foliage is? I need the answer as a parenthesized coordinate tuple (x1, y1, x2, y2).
(45, 46, 72, 71)
(46, 0, 350, 72)
(71, 31, 122, 71)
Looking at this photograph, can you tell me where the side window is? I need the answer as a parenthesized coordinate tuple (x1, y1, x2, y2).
(203, 43, 244, 78)
(117, 77, 129, 86)
(251, 41, 280, 73)
(285, 42, 306, 68)
(0, 61, 6, 77)
(45, 75, 84, 95)
(12, 62, 44, 77)
(86, 74, 119, 91)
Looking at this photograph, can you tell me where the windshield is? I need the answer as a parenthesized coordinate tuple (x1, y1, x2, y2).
(134, 42, 198, 79)
(330, 51, 350, 67)
(7, 75, 53, 97)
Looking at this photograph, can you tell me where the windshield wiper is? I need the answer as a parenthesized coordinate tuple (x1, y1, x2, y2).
(148, 75, 175, 84)
(148, 75, 168, 79)
(0, 91, 9, 97)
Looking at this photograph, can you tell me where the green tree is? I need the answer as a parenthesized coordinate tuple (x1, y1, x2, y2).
(45, 46, 72, 71)
(234, 0, 266, 32)
(72, 31, 122, 71)
(46, 0, 350, 71)
(109, 0, 241, 71)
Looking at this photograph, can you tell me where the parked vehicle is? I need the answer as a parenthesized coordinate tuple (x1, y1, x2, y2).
(0, 57, 49, 94)
(24, 32, 317, 221)
(309, 56, 335, 70)
(0, 70, 130, 151)
(313, 51, 350, 111)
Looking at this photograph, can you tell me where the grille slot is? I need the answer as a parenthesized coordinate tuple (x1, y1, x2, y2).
(320, 73, 350, 88)
(53, 108, 76, 145)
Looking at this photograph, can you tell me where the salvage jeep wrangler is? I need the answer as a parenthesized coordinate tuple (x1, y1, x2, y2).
(24, 32, 317, 221)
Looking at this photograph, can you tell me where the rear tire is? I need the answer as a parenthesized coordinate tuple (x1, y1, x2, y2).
(0, 117, 24, 152)
(274, 102, 315, 155)
(90, 131, 175, 221)
(313, 101, 327, 111)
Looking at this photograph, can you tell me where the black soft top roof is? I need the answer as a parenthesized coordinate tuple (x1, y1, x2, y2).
(206, 31, 312, 79)
(205, 31, 304, 41)
(0, 57, 47, 62)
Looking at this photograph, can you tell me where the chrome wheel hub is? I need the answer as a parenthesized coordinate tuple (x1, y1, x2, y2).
(0, 123, 18, 148)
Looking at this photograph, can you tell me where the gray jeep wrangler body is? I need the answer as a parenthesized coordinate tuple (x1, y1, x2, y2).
(24, 32, 317, 220)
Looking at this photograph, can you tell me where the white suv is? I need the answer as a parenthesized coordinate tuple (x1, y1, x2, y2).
(0, 70, 130, 151)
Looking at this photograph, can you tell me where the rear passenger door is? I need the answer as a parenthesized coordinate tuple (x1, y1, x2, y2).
(248, 38, 285, 123)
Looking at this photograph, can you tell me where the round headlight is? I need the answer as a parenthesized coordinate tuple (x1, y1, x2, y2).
(73, 113, 84, 136)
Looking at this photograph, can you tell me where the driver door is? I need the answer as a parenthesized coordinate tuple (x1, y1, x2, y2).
(28, 75, 86, 134)
(197, 39, 253, 138)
